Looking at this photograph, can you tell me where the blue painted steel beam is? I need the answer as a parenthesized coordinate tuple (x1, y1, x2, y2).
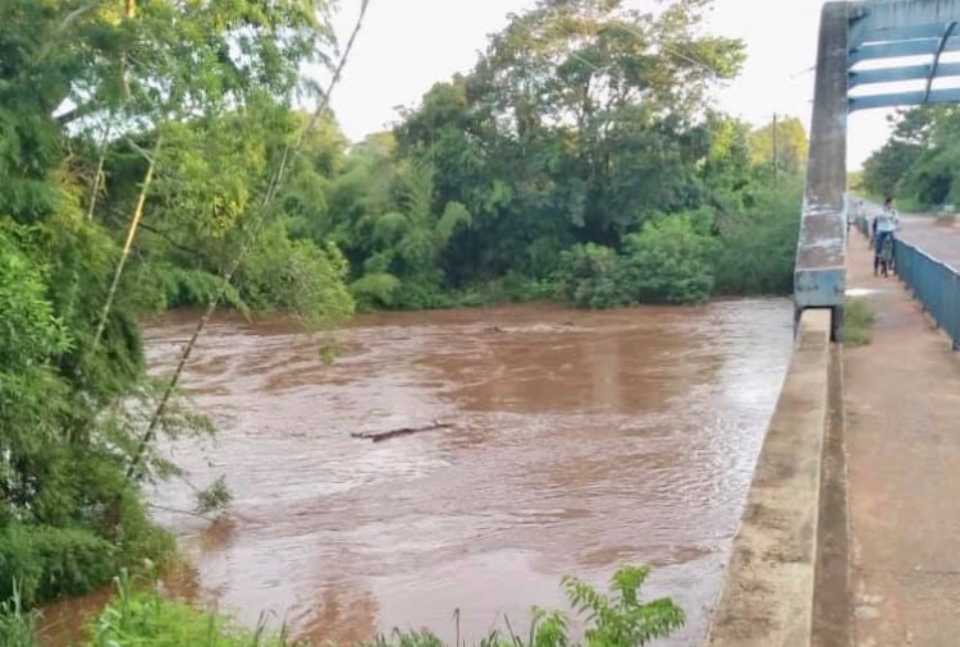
(850, 36, 960, 64)
(925, 22, 959, 101)
(848, 0, 960, 47)
(856, 23, 950, 43)
(849, 86, 960, 111)
(849, 61, 960, 86)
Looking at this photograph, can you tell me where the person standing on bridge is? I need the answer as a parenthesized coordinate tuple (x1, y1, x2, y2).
(873, 197, 899, 276)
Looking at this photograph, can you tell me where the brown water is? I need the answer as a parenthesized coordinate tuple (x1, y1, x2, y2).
(44, 300, 793, 646)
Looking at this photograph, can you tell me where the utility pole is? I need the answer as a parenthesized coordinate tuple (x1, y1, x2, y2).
(772, 112, 779, 186)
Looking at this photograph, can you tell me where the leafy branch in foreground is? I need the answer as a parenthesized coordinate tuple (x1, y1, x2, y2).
(369, 564, 684, 647)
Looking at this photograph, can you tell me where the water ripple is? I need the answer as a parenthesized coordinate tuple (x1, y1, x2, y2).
(137, 301, 794, 647)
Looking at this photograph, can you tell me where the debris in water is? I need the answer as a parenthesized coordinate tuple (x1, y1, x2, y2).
(351, 420, 454, 442)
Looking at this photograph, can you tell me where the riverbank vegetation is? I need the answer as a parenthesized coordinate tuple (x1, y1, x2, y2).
(1, 565, 682, 647)
(860, 106, 960, 212)
(2, 0, 805, 641)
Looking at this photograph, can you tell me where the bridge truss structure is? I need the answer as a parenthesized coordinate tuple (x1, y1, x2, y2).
(795, 0, 960, 339)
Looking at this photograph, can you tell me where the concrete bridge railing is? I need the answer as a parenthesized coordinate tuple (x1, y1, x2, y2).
(703, 309, 838, 646)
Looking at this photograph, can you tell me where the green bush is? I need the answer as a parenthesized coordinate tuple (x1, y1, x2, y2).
(622, 213, 716, 304)
(79, 572, 297, 647)
(555, 214, 716, 308)
(0, 221, 179, 610)
(471, 271, 556, 304)
(555, 243, 633, 309)
(349, 272, 403, 310)
(132, 263, 246, 312)
(238, 228, 355, 328)
(713, 177, 803, 295)
(0, 525, 118, 606)
(388, 280, 455, 310)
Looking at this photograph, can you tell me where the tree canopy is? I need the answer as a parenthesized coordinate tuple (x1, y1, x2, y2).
(860, 106, 960, 208)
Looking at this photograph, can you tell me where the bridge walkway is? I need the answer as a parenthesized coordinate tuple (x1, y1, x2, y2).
(843, 221, 960, 645)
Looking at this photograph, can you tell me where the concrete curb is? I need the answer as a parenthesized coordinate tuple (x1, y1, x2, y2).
(704, 309, 831, 646)
(810, 344, 852, 647)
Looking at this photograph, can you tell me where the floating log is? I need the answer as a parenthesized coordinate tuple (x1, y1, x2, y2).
(351, 421, 453, 443)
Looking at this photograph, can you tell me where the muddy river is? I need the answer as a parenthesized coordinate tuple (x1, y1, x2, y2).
(44, 300, 793, 646)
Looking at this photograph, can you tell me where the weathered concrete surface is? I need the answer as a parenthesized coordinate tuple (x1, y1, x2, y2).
(811, 342, 851, 647)
(704, 309, 830, 647)
(844, 225, 960, 645)
(795, 2, 848, 327)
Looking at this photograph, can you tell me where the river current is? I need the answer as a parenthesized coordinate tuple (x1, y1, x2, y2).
(41, 300, 792, 646)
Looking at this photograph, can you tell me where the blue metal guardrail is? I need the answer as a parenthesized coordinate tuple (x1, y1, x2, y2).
(854, 215, 960, 350)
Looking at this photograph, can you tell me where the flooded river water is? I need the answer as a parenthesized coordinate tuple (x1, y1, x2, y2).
(45, 300, 793, 645)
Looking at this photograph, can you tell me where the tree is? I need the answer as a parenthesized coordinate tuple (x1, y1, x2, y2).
(0, 0, 349, 608)
(749, 116, 809, 176)
(861, 106, 960, 207)
(389, 0, 747, 292)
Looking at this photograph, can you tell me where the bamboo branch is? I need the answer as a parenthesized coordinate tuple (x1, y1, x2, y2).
(126, 0, 372, 478)
(121, 0, 135, 98)
(92, 136, 161, 350)
(138, 221, 206, 258)
(86, 120, 115, 220)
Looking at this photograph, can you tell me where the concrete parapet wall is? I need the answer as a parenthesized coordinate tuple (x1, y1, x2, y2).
(704, 309, 832, 646)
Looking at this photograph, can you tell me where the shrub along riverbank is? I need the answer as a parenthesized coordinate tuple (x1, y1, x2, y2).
(2, 0, 804, 642)
(2, 566, 683, 647)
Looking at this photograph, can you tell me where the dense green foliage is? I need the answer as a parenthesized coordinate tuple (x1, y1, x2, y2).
(1, 0, 806, 635)
(861, 106, 960, 210)
(1, 565, 682, 647)
(323, 4, 806, 310)
(266, 0, 803, 311)
(0, 0, 347, 611)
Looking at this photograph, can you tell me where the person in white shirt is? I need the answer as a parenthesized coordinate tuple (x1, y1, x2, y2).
(873, 196, 899, 275)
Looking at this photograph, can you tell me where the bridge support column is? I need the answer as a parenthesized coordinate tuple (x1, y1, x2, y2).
(794, 1, 849, 339)
(794, 305, 843, 343)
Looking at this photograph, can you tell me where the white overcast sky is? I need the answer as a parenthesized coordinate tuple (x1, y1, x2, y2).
(324, 0, 901, 170)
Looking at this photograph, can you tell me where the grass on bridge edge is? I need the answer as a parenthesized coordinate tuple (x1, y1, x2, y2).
(843, 297, 875, 347)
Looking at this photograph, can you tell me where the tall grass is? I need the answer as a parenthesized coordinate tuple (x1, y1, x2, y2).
(0, 585, 38, 647)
